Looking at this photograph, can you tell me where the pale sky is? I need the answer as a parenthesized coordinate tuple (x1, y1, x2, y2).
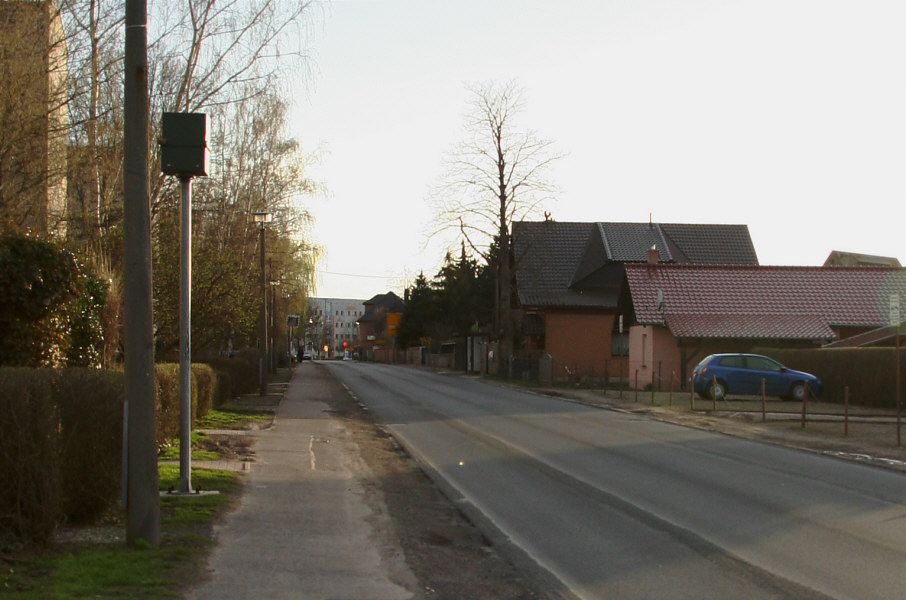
(292, 0, 906, 300)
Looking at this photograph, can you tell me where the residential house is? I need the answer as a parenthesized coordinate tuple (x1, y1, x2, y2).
(357, 291, 405, 362)
(624, 263, 906, 387)
(513, 221, 758, 381)
(824, 251, 902, 268)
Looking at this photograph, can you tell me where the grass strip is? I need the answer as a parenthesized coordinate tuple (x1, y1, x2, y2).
(1, 466, 241, 599)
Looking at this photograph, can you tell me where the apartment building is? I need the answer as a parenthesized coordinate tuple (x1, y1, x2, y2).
(0, 0, 69, 236)
(306, 297, 366, 358)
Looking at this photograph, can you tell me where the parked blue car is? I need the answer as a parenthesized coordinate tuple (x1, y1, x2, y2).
(691, 353, 821, 401)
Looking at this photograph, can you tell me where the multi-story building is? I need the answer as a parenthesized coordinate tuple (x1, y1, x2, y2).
(306, 297, 366, 358)
(0, 0, 69, 236)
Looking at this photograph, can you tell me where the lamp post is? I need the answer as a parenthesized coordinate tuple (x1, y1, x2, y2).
(253, 211, 272, 396)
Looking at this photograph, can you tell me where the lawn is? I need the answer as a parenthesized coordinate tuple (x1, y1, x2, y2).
(1, 463, 242, 598)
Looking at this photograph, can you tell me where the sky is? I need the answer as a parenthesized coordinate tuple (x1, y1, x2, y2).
(291, 0, 906, 300)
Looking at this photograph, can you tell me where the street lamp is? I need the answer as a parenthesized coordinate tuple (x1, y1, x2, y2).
(253, 211, 272, 396)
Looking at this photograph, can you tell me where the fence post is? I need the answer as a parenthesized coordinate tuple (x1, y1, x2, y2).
(669, 370, 674, 407)
(761, 378, 766, 422)
(800, 381, 809, 429)
(634, 370, 639, 402)
(844, 385, 850, 437)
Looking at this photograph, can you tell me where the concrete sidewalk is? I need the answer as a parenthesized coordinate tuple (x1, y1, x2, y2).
(186, 363, 416, 600)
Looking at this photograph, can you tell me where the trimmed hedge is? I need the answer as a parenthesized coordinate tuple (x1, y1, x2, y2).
(204, 349, 259, 406)
(56, 369, 124, 524)
(0, 360, 239, 548)
(0, 369, 60, 547)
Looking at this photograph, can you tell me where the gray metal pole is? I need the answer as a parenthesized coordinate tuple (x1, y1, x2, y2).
(259, 225, 268, 396)
(123, 0, 160, 546)
(178, 176, 193, 492)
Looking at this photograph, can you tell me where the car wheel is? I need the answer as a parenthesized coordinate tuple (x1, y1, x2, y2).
(788, 382, 805, 402)
(709, 380, 726, 401)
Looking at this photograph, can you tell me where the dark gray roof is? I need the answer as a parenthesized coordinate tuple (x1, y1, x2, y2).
(514, 221, 759, 308)
(600, 222, 758, 264)
(359, 291, 405, 322)
(514, 222, 615, 308)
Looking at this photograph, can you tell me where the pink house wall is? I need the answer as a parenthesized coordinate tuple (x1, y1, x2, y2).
(627, 325, 683, 389)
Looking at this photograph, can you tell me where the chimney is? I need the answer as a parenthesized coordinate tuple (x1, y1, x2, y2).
(647, 244, 658, 265)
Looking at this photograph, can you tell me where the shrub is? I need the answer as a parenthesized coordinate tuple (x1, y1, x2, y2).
(154, 363, 181, 446)
(0, 368, 61, 548)
(56, 369, 124, 524)
(205, 349, 258, 403)
(0, 234, 110, 368)
(0, 363, 227, 547)
(191, 363, 215, 420)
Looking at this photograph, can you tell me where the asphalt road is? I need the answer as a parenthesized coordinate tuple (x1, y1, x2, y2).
(325, 361, 906, 600)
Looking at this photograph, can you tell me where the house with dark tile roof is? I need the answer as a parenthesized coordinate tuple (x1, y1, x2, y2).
(357, 291, 405, 362)
(824, 250, 902, 268)
(623, 264, 906, 387)
(513, 221, 759, 380)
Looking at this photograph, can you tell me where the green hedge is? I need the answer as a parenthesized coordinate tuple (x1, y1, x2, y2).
(0, 369, 60, 547)
(753, 347, 906, 408)
(0, 360, 240, 548)
(56, 369, 124, 524)
(204, 349, 259, 405)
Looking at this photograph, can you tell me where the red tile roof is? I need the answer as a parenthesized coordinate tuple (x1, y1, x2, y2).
(626, 264, 906, 341)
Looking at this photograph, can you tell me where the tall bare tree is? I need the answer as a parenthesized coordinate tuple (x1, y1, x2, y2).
(61, 0, 124, 245)
(430, 80, 561, 373)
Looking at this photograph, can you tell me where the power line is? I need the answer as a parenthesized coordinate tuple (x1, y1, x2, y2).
(317, 269, 395, 280)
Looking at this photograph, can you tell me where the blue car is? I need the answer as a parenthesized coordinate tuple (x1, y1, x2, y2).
(691, 353, 821, 401)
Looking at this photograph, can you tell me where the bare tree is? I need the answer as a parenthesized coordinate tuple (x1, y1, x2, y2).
(61, 0, 124, 245)
(3, 0, 323, 362)
(430, 80, 561, 372)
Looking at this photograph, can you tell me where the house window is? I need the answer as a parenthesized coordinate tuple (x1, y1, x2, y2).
(611, 333, 628, 357)
(642, 333, 647, 367)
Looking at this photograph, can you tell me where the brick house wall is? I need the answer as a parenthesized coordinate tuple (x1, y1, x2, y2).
(544, 310, 618, 379)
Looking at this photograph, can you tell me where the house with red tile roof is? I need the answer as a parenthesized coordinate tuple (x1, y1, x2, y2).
(623, 263, 906, 387)
(513, 220, 906, 388)
(513, 221, 759, 381)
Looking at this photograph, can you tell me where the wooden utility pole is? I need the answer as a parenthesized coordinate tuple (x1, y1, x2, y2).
(123, 0, 160, 546)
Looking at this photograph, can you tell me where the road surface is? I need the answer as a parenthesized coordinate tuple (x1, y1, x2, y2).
(325, 362, 906, 600)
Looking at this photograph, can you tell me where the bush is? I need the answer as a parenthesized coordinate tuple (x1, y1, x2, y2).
(191, 363, 215, 420)
(205, 349, 259, 403)
(0, 368, 61, 548)
(56, 369, 124, 524)
(154, 363, 182, 446)
(212, 369, 234, 407)
(0, 234, 110, 368)
(1, 363, 231, 547)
